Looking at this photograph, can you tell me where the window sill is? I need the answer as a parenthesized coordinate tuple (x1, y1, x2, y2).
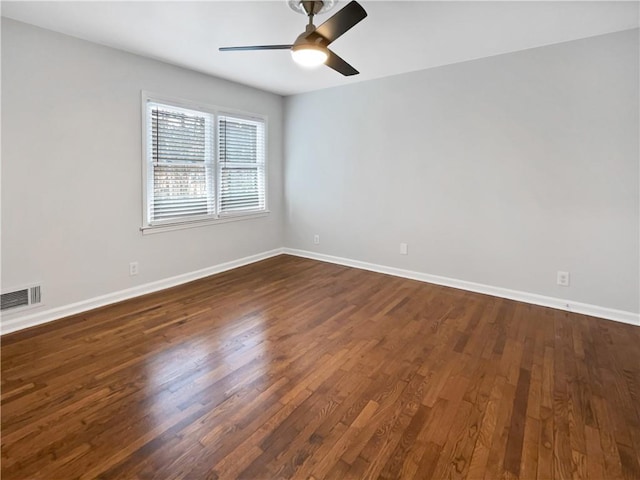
(140, 211, 270, 235)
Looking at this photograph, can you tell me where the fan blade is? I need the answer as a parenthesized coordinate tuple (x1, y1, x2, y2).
(219, 45, 293, 51)
(325, 49, 359, 76)
(310, 1, 367, 45)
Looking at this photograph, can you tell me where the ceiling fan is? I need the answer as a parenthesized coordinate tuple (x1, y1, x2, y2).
(219, 0, 367, 76)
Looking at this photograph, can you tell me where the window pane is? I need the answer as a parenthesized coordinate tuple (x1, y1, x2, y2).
(220, 166, 264, 212)
(219, 118, 264, 164)
(218, 115, 266, 214)
(152, 164, 211, 220)
(147, 102, 214, 223)
(152, 107, 208, 163)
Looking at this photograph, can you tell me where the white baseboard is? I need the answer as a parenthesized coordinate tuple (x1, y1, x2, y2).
(3, 247, 637, 335)
(1, 248, 285, 335)
(283, 248, 640, 327)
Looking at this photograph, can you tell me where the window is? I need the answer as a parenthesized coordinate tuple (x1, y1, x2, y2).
(143, 95, 267, 230)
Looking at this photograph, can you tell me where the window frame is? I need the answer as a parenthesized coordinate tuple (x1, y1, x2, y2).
(140, 92, 269, 234)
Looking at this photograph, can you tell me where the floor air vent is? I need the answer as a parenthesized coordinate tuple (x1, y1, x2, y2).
(1, 285, 42, 312)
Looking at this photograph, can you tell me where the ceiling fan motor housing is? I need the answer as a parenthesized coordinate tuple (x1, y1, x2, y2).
(293, 24, 328, 48)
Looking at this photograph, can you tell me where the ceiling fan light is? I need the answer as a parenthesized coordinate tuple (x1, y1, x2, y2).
(291, 45, 328, 68)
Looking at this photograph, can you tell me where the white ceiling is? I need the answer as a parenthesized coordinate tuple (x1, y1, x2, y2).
(2, 1, 638, 96)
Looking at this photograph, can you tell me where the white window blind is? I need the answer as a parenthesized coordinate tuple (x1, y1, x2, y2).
(218, 115, 266, 214)
(144, 98, 267, 228)
(147, 102, 214, 222)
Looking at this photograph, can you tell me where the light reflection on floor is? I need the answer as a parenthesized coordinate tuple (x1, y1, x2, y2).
(143, 308, 275, 435)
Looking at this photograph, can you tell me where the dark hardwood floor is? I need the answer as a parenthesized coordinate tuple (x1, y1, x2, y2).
(2, 255, 640, 479)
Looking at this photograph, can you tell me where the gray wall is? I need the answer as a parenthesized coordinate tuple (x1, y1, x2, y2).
(1, 18, 284, 321)
(284, 29, 640, 314)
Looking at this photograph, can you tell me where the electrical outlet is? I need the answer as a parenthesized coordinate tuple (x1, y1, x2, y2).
(129, 262, 139, 276)
(557, 271, 569, 286)
(313, 234, 320, 245)
(400, 243, 408, 255)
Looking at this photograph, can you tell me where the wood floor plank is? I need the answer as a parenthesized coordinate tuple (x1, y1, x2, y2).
(2, 255, 639, 479)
